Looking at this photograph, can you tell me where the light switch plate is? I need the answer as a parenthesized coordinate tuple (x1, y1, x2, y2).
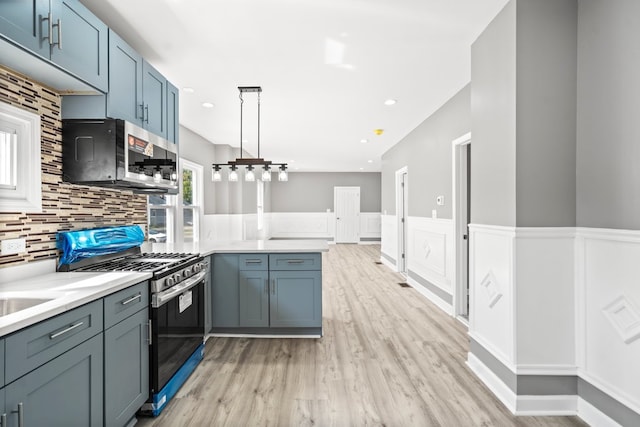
(1, 238, 26, 255)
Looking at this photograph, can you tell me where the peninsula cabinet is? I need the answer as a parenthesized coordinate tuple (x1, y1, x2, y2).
(211, 252, 323, 336)
(0, 0, 108, 91)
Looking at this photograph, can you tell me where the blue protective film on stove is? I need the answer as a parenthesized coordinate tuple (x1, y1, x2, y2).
(57, 225, 145, 267)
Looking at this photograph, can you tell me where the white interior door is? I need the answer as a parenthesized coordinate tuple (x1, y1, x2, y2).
(396, 168, 408, 274)
(452, 133, 471, 320)
(334, 187, 360, 243)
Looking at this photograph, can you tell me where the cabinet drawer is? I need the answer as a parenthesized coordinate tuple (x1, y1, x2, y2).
(104, 281, 149, 329)
(6, 300, 103, 384)
(269, 253, 322, 271)
(239, 254, 268, 271)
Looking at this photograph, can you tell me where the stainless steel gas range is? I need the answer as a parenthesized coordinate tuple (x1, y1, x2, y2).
(57, 226, 208, 417)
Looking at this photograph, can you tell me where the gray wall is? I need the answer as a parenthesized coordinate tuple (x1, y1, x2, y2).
(470, 1, 517, 226)
(270, 172, 381, 213)
(179, 126, 217, 214)
(381, 85, 471, 218)
(576, 0, 640, 229)
(471, 0, 577, 227)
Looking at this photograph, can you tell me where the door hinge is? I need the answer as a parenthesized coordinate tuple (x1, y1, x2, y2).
(401, 253, 405, 259)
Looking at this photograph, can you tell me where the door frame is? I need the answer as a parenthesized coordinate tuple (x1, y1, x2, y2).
(334, 186, 360, 243)
(395, 166, 408, 274)
(451, 132, 471, 320)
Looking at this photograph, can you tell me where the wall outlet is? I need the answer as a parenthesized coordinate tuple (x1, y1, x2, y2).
(1, 238, 26, 255)
(432, 209, 437, 219)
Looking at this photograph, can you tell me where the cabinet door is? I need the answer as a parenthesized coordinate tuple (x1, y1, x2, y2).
(5, 333, 104, 427)
(107, 29, 144, 125)
(50, 0, 108, 91)
(239, 270, 269, 327)
(270, 270, 322, 328)
(104, 308, 149, 427)
(212, 254, 240, 327)
(142, 60, 167, 137)
(0, 0, 50, 57)
(166, 81, 179, 144)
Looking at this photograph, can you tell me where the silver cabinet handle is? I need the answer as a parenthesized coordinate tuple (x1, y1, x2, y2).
(144, 105, 149, 123)
(287, 259, 305, 264)
(41, 13, 53, 44)
(121, 293, 142, 306)
(1, 412, 7, 427)
(11, 403, 23, 427)
(52, 18, 62, 49)
(271, 279, 276, 295)
(245, 259, 262, 264)
(139, 103, 145, 120)
(50, 321, 83, 339)
(147, 320, 153, 345)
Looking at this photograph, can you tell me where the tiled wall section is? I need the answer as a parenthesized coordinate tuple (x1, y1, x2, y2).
(0, 66, 147, 268)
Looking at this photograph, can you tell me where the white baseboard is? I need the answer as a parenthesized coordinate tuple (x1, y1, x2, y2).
(407, 275, 454, 316)
(467, 353, 517, 413)
(577, 398, 624, 427)
(515, 395, 577, 416)
(379, 254, 396, 271)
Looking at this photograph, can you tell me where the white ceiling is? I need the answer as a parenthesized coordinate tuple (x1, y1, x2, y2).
(80, 0, 508, 172)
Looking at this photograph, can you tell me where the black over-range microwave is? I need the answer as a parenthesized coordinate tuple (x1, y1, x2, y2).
(62, 119, 178, 194)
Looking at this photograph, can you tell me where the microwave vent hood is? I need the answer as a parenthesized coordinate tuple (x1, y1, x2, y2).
(62, 119, 178, 194)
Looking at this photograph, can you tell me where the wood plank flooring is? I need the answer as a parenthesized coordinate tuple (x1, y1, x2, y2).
(137, 244, 587, 427)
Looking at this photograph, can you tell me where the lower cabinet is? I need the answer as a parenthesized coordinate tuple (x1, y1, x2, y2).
(104, 307, 149, 427)
(212, 253, 323, 334)
(269, 270, 322, 328)
(5, 333, 104, 426)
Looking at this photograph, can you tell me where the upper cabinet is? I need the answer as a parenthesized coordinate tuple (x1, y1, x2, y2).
(63, 29, 179, 144)
(0, 0, 108, 92)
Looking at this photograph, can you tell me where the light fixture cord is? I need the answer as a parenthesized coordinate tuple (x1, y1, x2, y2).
(239, 91, 244, 156)
(257, 91, 261, 159)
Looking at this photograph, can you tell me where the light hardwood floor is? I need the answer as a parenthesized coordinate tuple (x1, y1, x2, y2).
(138, 244, 587, 427)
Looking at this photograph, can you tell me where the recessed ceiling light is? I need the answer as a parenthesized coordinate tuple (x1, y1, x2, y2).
(183, 87, 195, 93)
(384, 99, 397, 106)
(289, 160, 296, 163)
(202, 102, 214, 108)
(360, 139, 368, 144)
(367, 160, 373, 163)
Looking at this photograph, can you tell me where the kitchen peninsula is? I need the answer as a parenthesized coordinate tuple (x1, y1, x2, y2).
(146, 239, 329, 337)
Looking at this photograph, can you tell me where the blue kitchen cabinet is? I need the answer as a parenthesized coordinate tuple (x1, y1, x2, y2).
(212, 254, 241, 327)
(0, 0, 108, 92)
(142, 61, 167, 138)
(0, 388, 4, 426)
(167, 81, 180, 144)
(107, 29, 144, 126)
(5, 333, 104, 427)
(0, 0, 50, 57)
(239, 270, 269, 327)
(269, 270, 322, 328)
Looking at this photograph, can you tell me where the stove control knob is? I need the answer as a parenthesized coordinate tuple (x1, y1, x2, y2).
(166, 276, 175, 288)
(193, 263, 201, 273)
(173, 272, 182, 283)
(183, 267, 192, 278)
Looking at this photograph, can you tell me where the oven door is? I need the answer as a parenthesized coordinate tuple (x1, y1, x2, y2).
(150, 270, 206, 393)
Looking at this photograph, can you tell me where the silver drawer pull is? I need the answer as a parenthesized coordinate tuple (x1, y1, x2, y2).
(287, 259, 305, 264)
(1, 412, 7, 427)
(11, 403, 23, 427)
(49, 322, 84, 339)
(245, 259, 262, 264)
(121, 293, 142, 306)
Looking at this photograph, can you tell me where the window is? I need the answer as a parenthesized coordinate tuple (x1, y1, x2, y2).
(148, 193, 175, 243)
(0, 102, 41, 212)
(180, 159, 203, 243)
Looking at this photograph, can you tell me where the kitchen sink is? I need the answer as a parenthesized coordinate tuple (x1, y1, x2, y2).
(0, 297, 53, 317)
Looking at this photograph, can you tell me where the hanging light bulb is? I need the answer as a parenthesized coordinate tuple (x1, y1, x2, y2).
(278, 165, 288, 182)
(229, 166, 239, 182)
(245, 165, 255, 182)
(138, 167, 147, 180)
(262, 165, 271, 182)
(211, 166, 222, 182)
(170, 169, 178, 181)
(153, 167, 163, 182)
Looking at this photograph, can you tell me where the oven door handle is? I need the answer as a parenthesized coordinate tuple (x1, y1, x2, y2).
(152, 270, 207, 308)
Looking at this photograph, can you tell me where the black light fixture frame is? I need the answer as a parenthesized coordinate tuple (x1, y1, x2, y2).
(211, 86, 288, 177)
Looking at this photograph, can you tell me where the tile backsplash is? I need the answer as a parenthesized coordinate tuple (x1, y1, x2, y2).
(0, 66, 147, 269)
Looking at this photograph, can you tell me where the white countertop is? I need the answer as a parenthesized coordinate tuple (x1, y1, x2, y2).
(0, 270, 151, 337)
(143, 239, 329, 256)
(0, 239, 327, 337)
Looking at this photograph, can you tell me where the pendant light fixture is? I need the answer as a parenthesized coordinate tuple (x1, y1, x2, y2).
(212, 86, 287, 182)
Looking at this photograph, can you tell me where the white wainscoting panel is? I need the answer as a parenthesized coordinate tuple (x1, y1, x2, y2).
(381, 214, 397, 267)
(514, 228, 575, 368)
(407, 217, 454, 294)
(360, 212, 382, 239)
(577, 228, 640, 415)
(201, 214, 244, 241)
(469, 224, 515, 366)
(270, 212, 334, 239)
